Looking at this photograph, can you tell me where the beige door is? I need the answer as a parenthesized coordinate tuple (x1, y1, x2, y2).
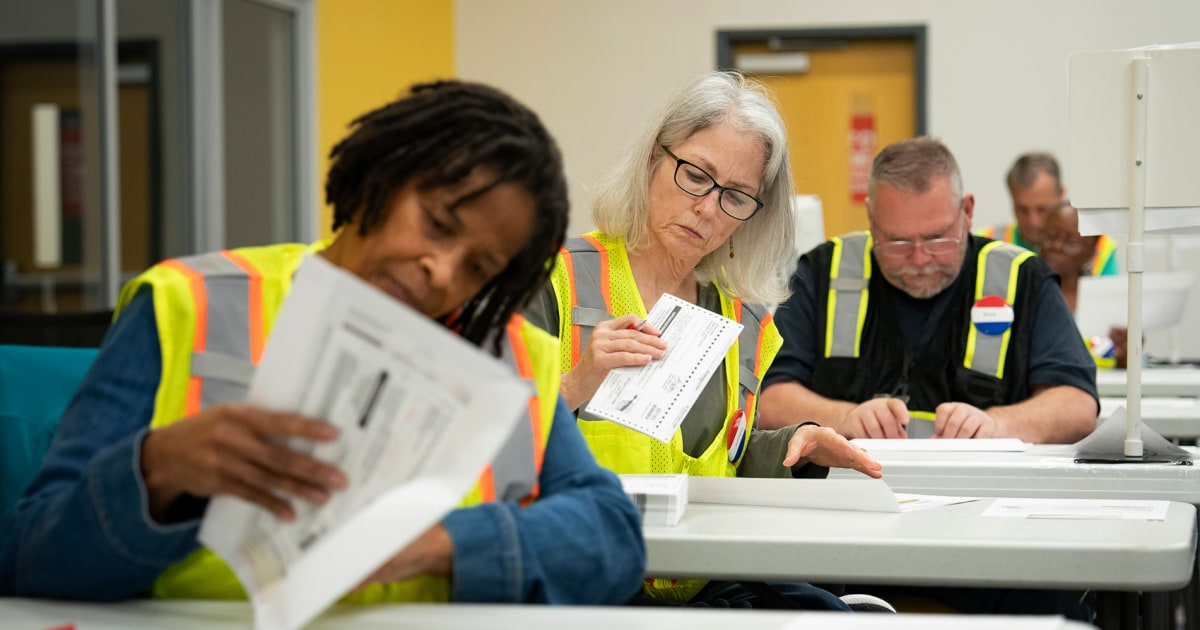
(732, 38, 918, 240)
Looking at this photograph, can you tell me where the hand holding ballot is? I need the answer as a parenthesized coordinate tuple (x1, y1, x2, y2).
(584, 293, 743, 442)
(354, 523, 453, 589)
(0, 79, 644, 619)
(560, 313, 667, 410)
(141, 405, 347, 523)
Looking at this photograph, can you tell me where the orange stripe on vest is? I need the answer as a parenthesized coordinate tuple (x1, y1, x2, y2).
(160, 259, 207, 416)
(220, 250, 266, 365)
(506, 317, 545, 503)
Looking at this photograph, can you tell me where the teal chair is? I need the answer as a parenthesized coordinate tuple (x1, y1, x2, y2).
(0, 345, 98, 519)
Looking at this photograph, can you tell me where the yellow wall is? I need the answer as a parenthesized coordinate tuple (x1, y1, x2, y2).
(315, 0, 455, 237)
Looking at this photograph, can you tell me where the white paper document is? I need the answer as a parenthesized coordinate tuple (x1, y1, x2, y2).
(851, 438, 1026, 453)
(584, 293, 742, 442)
(619, 474, 688, 526)
(688, 477, 901, 513)
(982, 497, 1170, 521)
(198, 254, 531, 630)
(894, 493, 979, 512)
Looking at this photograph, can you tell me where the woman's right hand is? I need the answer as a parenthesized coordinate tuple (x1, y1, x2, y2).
(560, 313, 668, 410)
(140, 404, 348, 523)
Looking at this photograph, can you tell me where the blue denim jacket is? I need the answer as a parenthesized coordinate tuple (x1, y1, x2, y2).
(0, 291, 645, 604)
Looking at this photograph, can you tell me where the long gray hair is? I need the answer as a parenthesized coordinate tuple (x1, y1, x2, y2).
(591, 71, 795, 305)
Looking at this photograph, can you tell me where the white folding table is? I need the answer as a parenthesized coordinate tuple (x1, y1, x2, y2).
(0, 599, 1096, 630)
(1096, 367, 1200, 398)
(644, 493, 1194, 592)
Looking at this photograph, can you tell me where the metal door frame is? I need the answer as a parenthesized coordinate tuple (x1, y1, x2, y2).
(188, 0, 318, 255)
(716, 26, 928, 135)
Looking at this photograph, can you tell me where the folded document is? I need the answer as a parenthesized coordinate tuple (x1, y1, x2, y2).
(198, 254, 531, 630)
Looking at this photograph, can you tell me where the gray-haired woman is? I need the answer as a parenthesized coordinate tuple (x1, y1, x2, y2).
(525, 71, 882, 608)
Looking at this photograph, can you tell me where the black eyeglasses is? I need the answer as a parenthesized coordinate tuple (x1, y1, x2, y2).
(660, 145, 764, 221)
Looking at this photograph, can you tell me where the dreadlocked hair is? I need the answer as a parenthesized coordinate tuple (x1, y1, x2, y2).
(325, 80, 569, 355)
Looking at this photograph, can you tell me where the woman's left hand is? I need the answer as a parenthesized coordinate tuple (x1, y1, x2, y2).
(355, 523, 454, 588)
(782, 424, 882, 478)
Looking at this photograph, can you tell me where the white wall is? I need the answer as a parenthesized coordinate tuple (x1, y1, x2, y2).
(457, 0, 1200, 360)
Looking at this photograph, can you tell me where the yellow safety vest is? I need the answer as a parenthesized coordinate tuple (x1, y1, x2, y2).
(823, 232, 1033, 437)
(975, 222, 1035, 252)
(1089, 234, 1119, 276)
(115, 243, 557, 603)
(548, 230, 780, 603)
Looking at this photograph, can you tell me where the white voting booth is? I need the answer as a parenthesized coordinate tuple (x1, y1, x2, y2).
(1068, 43, 1200, 460)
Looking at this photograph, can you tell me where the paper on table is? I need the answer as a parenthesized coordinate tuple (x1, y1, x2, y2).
(198, 254, 530, 630)
(982, 497, 1169, 520)
(851, 438, 1026, 452)
(620, 474, 689, 495)
(894, 493, 979, 512)
(619, 474, 688, 526)
(689, 477, 900, 513)
(584, 293, 742, 442)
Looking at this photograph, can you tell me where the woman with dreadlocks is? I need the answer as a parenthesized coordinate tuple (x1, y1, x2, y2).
(0, 81, 644, 605)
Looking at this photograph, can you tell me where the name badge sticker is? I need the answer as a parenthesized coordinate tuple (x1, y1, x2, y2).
(727, 409, 747, 463)
(971, 295, 1013, 335)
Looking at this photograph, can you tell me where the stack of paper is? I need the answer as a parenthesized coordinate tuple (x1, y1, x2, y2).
(618, 474, 688, 526)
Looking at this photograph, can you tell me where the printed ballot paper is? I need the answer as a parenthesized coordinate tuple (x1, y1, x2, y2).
(198, 254, 531, 630)
(585, 293, 742, 442)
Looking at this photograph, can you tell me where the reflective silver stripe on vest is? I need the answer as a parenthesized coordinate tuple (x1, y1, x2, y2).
(826, 233, 870, 358)
(571, 306, 611, 328)
(190, 350, 255, 386)
(176, 251, 255, 409)
(564, 238, 611, 422)
(490, 334, 539, 502)
(965, 243, 1029, 378)
(736, 303, 766, 409)
(563, 237, 611, 354)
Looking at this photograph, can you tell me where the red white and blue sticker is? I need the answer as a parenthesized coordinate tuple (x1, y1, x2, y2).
(727, 409, 748, 463)
(971, 295, 1014, 336)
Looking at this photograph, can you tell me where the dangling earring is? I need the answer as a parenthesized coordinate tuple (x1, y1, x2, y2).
(728, 237, 735, 259)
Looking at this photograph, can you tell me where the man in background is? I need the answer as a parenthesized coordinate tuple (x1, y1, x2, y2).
(759, 137, 1097, 445)
(976, 152, 1067, 251)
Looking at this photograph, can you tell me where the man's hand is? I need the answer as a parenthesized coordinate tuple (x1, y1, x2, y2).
(783, 424, 883, 478)
(141, 404, 347, 522)
(840, 398, 909, 439)
(932, 401, 999, 438)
